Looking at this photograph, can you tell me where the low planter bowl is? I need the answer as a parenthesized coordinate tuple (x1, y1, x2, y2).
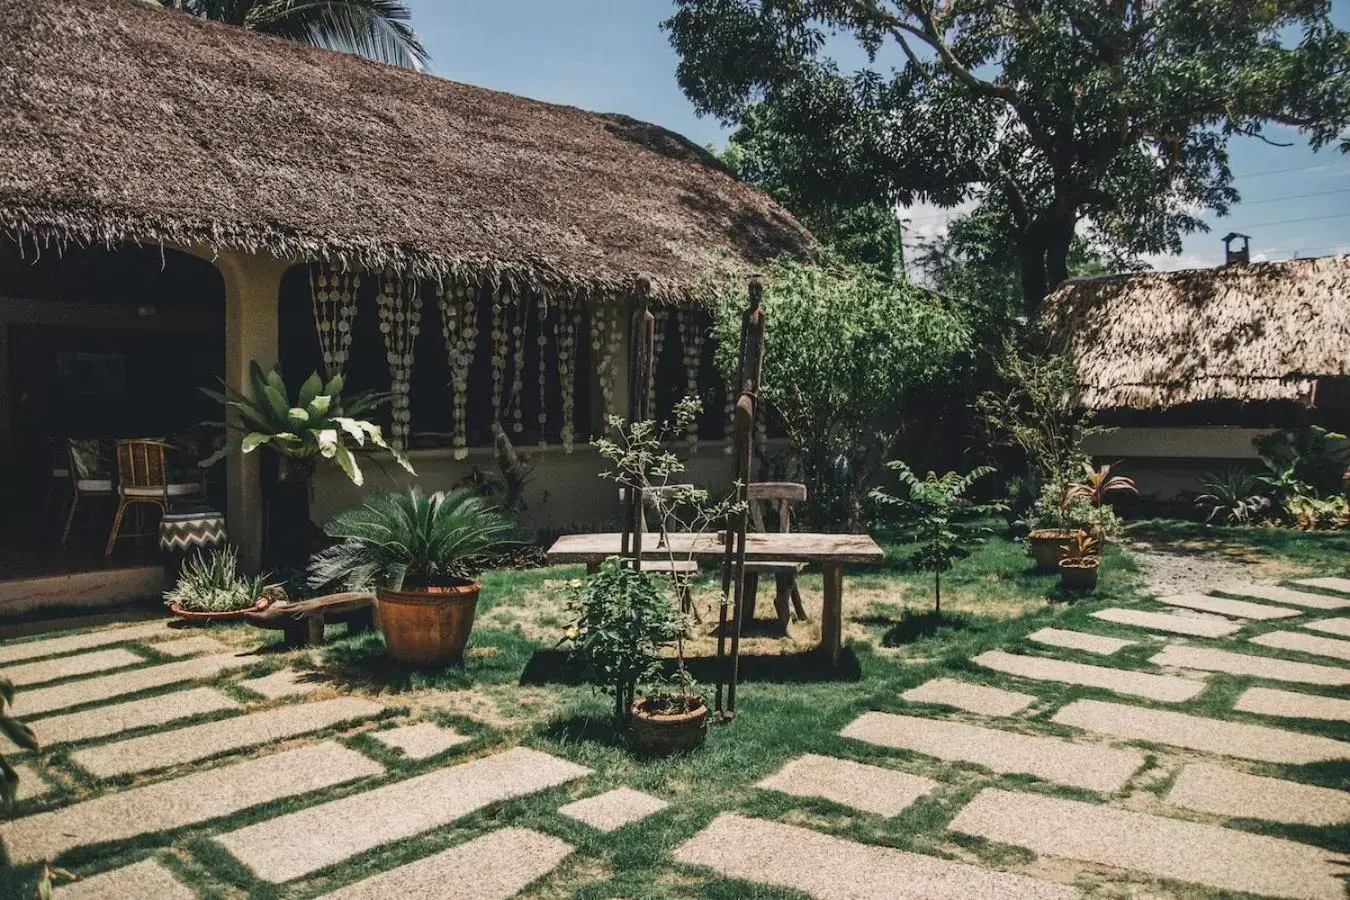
(1058, 560, 1100, 592)
(167, 599, 267, 624)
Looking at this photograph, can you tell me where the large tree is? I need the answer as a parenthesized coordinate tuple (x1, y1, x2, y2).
(160, 0, 428, 69)
(665, 0, 1350, 310)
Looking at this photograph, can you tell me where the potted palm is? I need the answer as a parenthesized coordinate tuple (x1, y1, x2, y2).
(307, 488, 511, 667)
(202, 363, 414, 569)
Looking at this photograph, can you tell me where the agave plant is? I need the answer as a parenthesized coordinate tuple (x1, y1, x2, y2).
(1196, 467, 1271, 525)
(308, 488, 512, 591)
(164, 547, 279, 613)
(202, 363, 413, 486)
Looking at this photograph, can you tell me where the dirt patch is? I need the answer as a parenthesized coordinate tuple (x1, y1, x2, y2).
(1128, 541, 1309, 597)
(480, 584, 572, 643)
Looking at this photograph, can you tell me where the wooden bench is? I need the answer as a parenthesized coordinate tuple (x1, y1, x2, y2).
(243, 591, 376, 646)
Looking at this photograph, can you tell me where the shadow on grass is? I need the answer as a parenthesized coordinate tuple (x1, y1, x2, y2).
(318, 633, 474, 693)
(853, 609, 973, 647)
(520, 647, 862, 687)
(541, 713, 629, 750)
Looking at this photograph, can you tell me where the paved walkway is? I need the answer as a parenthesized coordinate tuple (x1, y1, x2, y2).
(3, 577, 1348, 899)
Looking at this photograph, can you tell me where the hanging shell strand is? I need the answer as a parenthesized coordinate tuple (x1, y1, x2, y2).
(309, 263, 359, 385)
(377, 270, 419, 451)
(678, 310, 705, 453)
(648, 309, 669, 417)
(438, 281, 476, 460)
(489, 287, 511, 426)
(554, 294, 581, 452)
(537, 296, 550, 447)
(510, 292, 528, 434)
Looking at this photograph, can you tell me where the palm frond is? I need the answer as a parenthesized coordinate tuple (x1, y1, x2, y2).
(243, 0, 429, 69)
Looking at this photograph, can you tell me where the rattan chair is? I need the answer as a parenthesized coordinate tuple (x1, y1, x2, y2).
(105, 439, 205, 556)
(60, 438, 114, 548)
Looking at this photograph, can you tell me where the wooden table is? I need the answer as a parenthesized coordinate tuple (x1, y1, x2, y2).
(546, 532, 885, 664)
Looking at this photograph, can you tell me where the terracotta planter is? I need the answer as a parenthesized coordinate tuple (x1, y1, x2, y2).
(1028, 529, 1079, 573)
(630, 695, 709, 756)
(1058, 560, 1100, 592)
(167, 598, 267, 624)
(376, 580, 480, 667)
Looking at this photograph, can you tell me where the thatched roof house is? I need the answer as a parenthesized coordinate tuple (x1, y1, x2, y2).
(1042, 255, 1350, 411)
(0, 0, 813, 304)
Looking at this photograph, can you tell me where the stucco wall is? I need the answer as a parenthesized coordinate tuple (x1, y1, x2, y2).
(309, 440, 741, 533)
(1083, 427, 1274, 498)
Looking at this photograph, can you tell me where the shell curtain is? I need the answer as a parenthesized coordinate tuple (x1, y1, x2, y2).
(309, 276, 720, 454)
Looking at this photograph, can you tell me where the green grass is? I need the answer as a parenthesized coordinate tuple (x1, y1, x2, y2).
(2, 519, 1348, 898)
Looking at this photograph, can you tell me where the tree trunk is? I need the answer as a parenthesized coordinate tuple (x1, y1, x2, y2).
(1019, 233, 1050, 313)
(934, 568, 941, 614)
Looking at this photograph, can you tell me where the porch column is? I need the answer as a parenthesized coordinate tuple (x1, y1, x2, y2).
(211, 249, 290, 573)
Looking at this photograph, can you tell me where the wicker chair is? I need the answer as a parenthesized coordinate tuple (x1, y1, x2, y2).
(105, 439, 205, 556)
(60, 438, 114, 548)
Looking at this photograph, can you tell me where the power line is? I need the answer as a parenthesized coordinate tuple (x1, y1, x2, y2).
(1236, 186, 1350, 205)
(1233, 162, 1348, 180)
(1222, 211, 1350, 230)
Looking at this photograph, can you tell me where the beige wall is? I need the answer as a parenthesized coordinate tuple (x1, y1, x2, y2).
(310, 440, 740, 532)
(1084, 426, 1274, 498)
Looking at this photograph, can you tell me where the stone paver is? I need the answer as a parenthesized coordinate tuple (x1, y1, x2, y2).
(559, 787, 669, 831)
(841, 711, 1143, 793)
(1233, 686, 1350, 722)
(1225, 583, 1350, 610)
(1091, 607, 1239, 638)
(950, 788, 1346, 900)
(973, 649, 1205, 702)
(70, 697, 383, 777)
(756, 753, 938, 818)
(369, 722, 471, 759)
(215, 747, 590, 883)
(1251, 629, 1350, 662)
(0, 741, 381, 863)
(54, 859, 195, 900)
(1150, 644, 1350, 686)
(1293, 576, 1350, 595)
(16, 653, 254, 716)
(901, 677, 1035, 716)
(151, 635, 231, 658)
(316, 828, 573, 900)
(239, 669, 322, 699)
(1053, 698, 1349, 764)
(676, 813, 1076, 900)
(6, 647, 144, 688)
(1303, 617, 1350, 638)
(1027, 627, 1134, 656)
(12, 763, 50, 801)
(1167, 762, 1350, 826)
(1158, 592, 1299, 621)
(20, 687, 240, 748)
(0, 621, 172, 665)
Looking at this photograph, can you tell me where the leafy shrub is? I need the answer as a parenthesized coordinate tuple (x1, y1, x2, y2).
(164, 547, 277, 613)
(559, 558, 691, 722)
(711, 259, 971, 529)
(308, 488, 512, 591)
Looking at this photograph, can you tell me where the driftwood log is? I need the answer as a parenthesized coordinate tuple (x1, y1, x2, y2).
(243, 591, 376, 646)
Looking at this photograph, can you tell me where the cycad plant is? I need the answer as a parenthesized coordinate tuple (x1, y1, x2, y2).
(1196, 467, 1270, 525)
(308, 488, 512, 591)
(872, 463, 1003, 613)
(203, 363, 413, 486)
(157, 0, 429, 70)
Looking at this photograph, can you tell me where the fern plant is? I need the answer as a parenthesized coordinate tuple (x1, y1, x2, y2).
(202, 362, 413, 486)
(872, 463, 1003, 612)
(308, 488, 512, 591)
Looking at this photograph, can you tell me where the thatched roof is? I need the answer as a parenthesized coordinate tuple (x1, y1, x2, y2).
(1041, 255, 1350, 410)
(0, 0, 814, 304)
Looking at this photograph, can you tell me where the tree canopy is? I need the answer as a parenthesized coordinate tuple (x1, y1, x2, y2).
(665, 0, 1350, 310)
(160, 0, 428, 69)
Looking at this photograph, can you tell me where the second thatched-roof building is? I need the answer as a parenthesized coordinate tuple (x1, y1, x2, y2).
(1041, 254, 1350, 499)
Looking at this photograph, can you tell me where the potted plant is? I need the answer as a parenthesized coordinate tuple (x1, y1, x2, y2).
(202, 363, 414, 569)
(164, 546, 282, 622)
(1058, 529, 1101, 591)
(307, 488, 511, 667)
(560, 557, 705, 754)
(1026, 470, 1083, 572)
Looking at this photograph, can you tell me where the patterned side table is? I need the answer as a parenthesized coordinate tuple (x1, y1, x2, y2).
(159, 507, 228, 576)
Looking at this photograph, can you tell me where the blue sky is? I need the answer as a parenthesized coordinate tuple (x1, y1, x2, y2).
(408, 0, 1350, 273)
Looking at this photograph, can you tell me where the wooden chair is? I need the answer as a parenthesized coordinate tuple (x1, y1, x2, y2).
(743, 482, 809, 631)
(105, 439, 206, 556)
(60, 438, 114, 548)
